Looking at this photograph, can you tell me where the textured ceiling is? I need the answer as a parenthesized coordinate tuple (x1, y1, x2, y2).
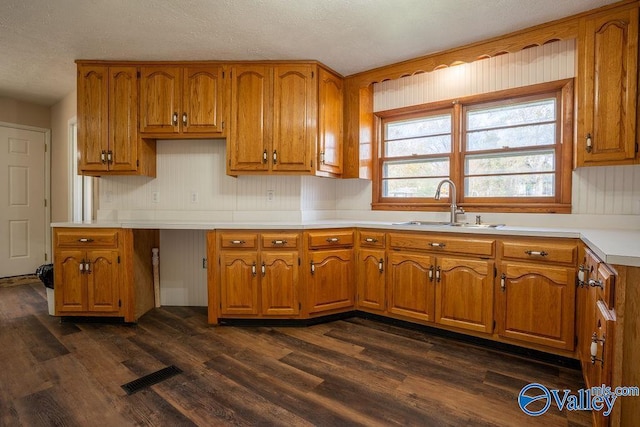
(0, 0, 620, 106)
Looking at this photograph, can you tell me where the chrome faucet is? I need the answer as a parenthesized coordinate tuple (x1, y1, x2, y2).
(434, 179, 465, 224)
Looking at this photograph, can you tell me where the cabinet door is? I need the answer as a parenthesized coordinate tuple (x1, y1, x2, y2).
(78, 65, 109, 172)
(272, 65, 315, 172)
(436, 257, 493, 333)
(54, 250, 86, 312)
(140, 67, 181, 134)
(387, 252, 435, 322)
(308, 249, 354, 313)
(317, 68, 343, 175)
(109, 67, 138, 171)
(183, 66, 225, 134)
(578, 7, 638, 165)
(585, 300, 616, 427)
(86, 250, 120, 312)
(228, 65, 271, 172)
(261, 251, 299, 316)
(357, 248, 385, 312)
(219, 252, 259, 315)
(497, 262, 576, 350)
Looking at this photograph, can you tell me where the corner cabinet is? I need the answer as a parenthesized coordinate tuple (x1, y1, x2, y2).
(139, 65, 226, 137)
(53, 228, 157, 322)
(577, 5, 639, 166)
(227, 63, 343, 177)
(77, 64, 156, 176)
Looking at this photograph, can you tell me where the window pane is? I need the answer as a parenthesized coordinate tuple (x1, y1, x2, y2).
(467, 99, 555, 131)
(465, 174, 555, 197)
(384, 159, 449, 178)
(385, 114, 451, 140)
(467, 123, 555, 151)
(466, 151, 555, 175)
(383, 177, 446, 198)
(385, 135, 451, 157)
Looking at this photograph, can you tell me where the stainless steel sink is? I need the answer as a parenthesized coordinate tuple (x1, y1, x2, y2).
(448, 223, 504, 228)
(392, 220, 450, 226)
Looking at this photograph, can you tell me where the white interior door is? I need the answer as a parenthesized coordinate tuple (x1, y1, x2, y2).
(0, 126, 47, 277)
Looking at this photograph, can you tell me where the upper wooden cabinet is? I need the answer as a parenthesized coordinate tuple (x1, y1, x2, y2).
(140, 65, 226, 137)
(227, 63, 343, 176)
(577, 5, 639, 167)
(77, 64, 156, 176)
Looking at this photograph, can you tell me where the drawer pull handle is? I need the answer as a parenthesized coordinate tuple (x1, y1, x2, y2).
(524, 250, 548, 257)
(436, 266, 441, 283)
(365, 237, 378, 243)
(588, 278, 604, 290)
(78, 238, 94, 243)
(500, 273, 506, 292)
(310, 261, 315, 275)
(428, 265, 434, 282)
(378, 258, 384, 273)
(590, 332, 605, 365)
(172, 112, 178, 126)
(428, 242, 445, 248)
(261, 262, 266, 277)
(251, 262, 256, 277)
(230, 240, 246, 245)
(271, 240, 288, 245)
(182, 112, 188, 126)
(326, 237, 340, 243)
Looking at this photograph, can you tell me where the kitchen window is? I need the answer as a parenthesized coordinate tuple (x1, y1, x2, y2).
(374, 79, 573, 213)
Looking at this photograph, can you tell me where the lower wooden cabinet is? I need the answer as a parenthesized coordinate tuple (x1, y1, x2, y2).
(436, 257, 494, 333)
(56, 248, 121, 313)
(496, 261, 576, 351)
(356, 248, 386, 312)
(53, 228, 157, 322)
(217, 231, 301, 318)
(387, 252, 434, 322)
(307, 248, 354, 314)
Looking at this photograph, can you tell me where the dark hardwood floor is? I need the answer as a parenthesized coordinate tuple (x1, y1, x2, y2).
(0, 281, 591, 426)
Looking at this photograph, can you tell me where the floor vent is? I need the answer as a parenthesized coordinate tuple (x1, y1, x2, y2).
(121, 365, 182, 395)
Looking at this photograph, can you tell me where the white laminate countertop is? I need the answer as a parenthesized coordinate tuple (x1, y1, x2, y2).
(50, 220, 640, 267)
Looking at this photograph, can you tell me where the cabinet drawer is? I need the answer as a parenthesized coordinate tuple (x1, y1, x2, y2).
(261, 232, 299, 249)
(307, 229, 354, 249)
(56, 229, 119, 248)
(219, 232, 258, 249)
(358, 230, 385, 248)
(500, 240, 577, 264)
(388, 233, 494, 257)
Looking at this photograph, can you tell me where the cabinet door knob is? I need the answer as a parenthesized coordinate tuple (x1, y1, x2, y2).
(500, 273, 506, 292)
(251, 262, 256, 277)
(310, 261, 315, 275)
(436, 266, 441, 283)
(100, 150, 107, 164)
(586, 133, 592, 153)
(261, 262, 266, 277)
(182, 113, 187, 127)
(172, 112, 178, 126)
(428, 265, 434, 282)
(378, 258, 384, 273)
(263, 150, 268, 164)
(588, 278, 604, 290)
(590, 332, 605, 365)
(320, 151, 325, 164)
(272, 150, 277, 164)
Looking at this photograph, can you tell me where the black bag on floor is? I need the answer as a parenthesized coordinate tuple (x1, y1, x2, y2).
(36, 264, 54, 289)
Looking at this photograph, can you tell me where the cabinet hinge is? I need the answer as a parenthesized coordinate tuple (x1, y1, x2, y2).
(222, 71, 225, 79)
(117, 255, 121, 263)
(222, 121, 225, 130)
(118, 299, 122, 308)
(493, 266, 497, 278)
(202, 258, 207, 269)
(298, 257, 301, 266)
(137, 71, 140, 78)
(44, 253, 48, 261)
(44, 143, 47, 153)
(137, 159, 140, 167)
(574, 335, 578, 347)
(44, 199, 47, 207)
(636, 142, 639, 153)
(310, 160, 314, 168)
(298, 302, 301, 310)
(311, 71, 314, 78)
(492, 320, 496, 331)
